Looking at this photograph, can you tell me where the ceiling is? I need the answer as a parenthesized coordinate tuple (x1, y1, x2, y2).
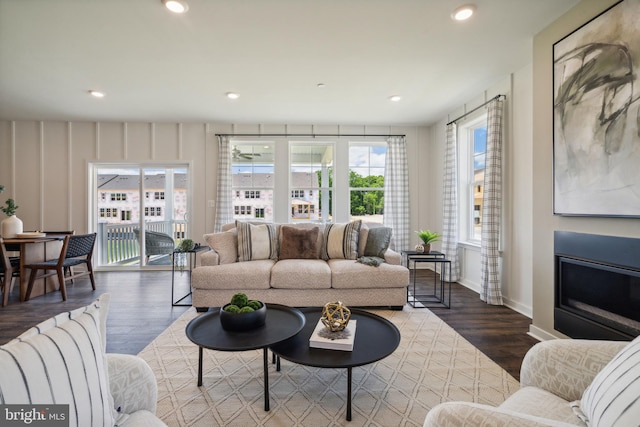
(0, 0, 578, 126)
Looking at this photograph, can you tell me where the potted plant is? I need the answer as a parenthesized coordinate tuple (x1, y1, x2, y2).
(0, 185, 23, 238)
(415, 229, 441, 253)
(220, 292, 267, 331)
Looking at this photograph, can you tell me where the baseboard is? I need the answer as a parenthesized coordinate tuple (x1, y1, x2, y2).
(528, 324, 564, 342)
(456, 280, 532, 319)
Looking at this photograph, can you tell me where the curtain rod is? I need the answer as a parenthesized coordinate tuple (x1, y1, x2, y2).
(446, 94, 505, 126)
(215, 133, 405, 138)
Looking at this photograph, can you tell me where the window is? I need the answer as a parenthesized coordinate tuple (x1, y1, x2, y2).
(349, 143, 386, 223)
(459, 115, 487, 242)
(232, 143, 274, 221)
(290, 143, 333, 222)
(227, 139, 388, 224)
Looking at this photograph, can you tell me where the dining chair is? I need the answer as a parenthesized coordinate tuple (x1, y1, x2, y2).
(0, 238, 20, 307)
(24, 232, 97, 302)
(42, 230, 76, 279)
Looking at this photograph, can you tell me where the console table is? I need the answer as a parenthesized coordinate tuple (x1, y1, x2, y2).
(171, 245, 207, 306)
(401, 250, 451, 308)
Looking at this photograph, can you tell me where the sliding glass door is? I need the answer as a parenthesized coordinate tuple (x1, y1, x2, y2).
(91, 163, 190, 269)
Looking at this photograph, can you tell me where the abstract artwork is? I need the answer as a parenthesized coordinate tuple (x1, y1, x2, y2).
(553, 0, 640, 217)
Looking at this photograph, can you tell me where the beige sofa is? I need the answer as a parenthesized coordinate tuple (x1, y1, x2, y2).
(192, 221, 409, 310)
(424, 338, 634, 426)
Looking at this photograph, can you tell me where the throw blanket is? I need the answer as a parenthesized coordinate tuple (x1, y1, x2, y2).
(356, 256, 385, 267)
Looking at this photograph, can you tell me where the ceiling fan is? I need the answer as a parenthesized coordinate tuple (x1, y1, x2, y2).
(232, 146, 261, 160)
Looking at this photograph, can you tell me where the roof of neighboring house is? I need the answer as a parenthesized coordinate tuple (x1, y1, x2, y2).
(233, 172, 319, 188)
(97, 174, 188, 191)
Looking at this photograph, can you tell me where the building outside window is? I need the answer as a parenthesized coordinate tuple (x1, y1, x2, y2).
(232, 143, 274, 221)
(290, 143, 330, 221)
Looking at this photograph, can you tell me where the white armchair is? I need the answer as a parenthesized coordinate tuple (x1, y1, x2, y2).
(424, 339, 628, 426)
(107, 354, 166, 426)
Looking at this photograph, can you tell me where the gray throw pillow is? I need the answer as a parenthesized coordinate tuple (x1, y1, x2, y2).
(364, 227, 392, 258)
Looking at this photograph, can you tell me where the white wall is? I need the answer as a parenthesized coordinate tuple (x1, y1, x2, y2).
(427, 68, 534, 318)
(0, 121, 430, 261)
(530, 0, 640, 340)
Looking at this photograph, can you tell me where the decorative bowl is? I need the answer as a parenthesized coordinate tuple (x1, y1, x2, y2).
(220, 302, 267, 332)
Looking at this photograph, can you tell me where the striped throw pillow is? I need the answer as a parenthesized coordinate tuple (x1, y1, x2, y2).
(236, 222, 278, 262)
(579, 334, 640, 426)
(0, 294, 116, 427)
(321, 220, 362, 260)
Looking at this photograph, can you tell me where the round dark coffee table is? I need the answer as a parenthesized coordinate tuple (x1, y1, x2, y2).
(185, 303, 305, 411)
(269, 307, 401, 421)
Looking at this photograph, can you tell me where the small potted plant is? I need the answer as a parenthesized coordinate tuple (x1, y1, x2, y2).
(220, 292, 267, 331)
(0, 185, 23, 238)
(415, 229, 441, 253)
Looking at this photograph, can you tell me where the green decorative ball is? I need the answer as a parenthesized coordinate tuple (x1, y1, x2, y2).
(230, 293, 249, 308)
(247, 300, 262, 310)
(239, 306, 255, 313)
(224, 304, 240, 313)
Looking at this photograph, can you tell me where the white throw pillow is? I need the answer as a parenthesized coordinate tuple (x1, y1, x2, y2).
(321, 220, 362, 260)
(579, 334, 640, 426)
(0, 294, 116, 427)
(204, 228, 238, 264)
(236, 221, 278, 262)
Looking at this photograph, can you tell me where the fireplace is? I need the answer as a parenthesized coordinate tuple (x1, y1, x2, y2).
(554, 231, 640, 340)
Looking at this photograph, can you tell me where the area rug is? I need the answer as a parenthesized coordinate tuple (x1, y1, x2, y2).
(138, 306, 520, 426)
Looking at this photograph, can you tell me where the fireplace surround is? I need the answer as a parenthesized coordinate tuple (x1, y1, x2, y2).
(554, 231, 640, 340)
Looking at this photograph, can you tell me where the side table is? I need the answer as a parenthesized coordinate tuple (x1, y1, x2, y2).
(172, 245, 208, 306)
(401, 250, 451, 308)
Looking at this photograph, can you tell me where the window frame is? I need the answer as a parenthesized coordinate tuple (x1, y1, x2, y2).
(348, 142, 386, 224)
(458, 113, 487, 245)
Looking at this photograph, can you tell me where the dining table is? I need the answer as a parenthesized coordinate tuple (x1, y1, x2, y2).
(3, 234, 66, 301)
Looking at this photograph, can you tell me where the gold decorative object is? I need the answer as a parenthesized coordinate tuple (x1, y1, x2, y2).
(321, 301, 351, 332)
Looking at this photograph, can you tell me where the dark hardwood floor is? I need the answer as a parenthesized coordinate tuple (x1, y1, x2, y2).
(0, 269, 538, 380)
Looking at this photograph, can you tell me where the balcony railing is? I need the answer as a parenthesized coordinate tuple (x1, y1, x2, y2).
(97, 221, 187, 266)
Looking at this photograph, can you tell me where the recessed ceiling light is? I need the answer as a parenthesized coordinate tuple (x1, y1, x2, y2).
(89, 90, 105, 98)
(226, 92, 239, 100)
(389, 95, 402, 102)
(163, 0, 188, 14)
(317, 83, 326, 88)
(452, 4, 476, 21)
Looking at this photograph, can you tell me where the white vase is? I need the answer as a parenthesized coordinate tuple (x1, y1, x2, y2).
(1, 214, 23, 238)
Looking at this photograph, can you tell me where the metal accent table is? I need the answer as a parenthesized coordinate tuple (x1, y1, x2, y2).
(171, 245, 208, 306)
(270, 307, 401, 421)
(185, 304, 305, 411)
(402, 250, 452, 308)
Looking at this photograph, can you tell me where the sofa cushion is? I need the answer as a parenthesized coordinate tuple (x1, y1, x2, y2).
(192, 260, 275, 290)
(0, 294, 116, 427)
(279, 225, 320, 259)
(579, 334, 640, 426)
(329, 259, 409, 289)
(204, 228, 238, 264)
(236, 222, 278, 262)
(321, 220, 361, 260)
(364, 226, 392, 258)
(271, 259, 331, 289)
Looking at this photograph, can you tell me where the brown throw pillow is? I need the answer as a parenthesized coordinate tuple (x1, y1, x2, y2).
(279, 226, 320, 260)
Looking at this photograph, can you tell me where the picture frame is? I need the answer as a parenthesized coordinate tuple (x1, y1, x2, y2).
(553, 0, 640, 217)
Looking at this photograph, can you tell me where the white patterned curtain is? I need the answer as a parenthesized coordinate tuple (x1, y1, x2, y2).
(383, 136, 409, 251)
(441, 123, 461, 282)
(480, 98, 504, 305)
(214, 135, 233, 232)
